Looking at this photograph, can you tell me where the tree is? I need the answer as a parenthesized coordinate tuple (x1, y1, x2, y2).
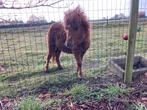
(0, 0, 72, 9)
(27, 15, 47, 24)
(0, 0, 74, 24)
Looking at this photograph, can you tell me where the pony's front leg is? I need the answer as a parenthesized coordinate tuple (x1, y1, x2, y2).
(74, 53, 83, 78)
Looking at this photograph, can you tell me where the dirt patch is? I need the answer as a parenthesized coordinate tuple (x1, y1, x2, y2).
(60, 73, 147, 110)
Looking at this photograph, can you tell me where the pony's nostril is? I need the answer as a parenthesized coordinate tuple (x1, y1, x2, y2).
(67, 42, 72, 49)
(67, 43, 70, 48)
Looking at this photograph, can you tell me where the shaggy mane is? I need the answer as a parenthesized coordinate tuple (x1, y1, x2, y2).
(64, 6, 90, 37)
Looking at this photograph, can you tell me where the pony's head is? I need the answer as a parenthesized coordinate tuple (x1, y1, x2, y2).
(64, 6, 90, 49)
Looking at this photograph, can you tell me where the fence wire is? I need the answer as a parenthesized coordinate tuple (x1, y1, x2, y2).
(0, 0, 147, 98)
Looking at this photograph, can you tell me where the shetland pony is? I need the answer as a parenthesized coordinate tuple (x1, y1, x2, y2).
(45, 6, 90, 78)
(63, 6, 90, 78)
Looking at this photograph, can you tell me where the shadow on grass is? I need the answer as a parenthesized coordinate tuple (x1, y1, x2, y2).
(3, 71, 42, 82)
(34, 74, 113, 94)
(3, 67, 67, 82)
(14, 73, 78, 96)
(2, 67, 123, 97)
(33, 76, 80, 94)
(16, 74, 114, 97)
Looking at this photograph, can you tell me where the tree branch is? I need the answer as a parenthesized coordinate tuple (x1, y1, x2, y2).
(0, 0, 65, 9)
(0, 18, 12, 23)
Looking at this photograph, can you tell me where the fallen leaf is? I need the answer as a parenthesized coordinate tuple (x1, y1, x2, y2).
(38, 93, 52, 101)
(141, 97, 147, 104)
(144, 72, 147, 78)
(1, 97, 10, 105)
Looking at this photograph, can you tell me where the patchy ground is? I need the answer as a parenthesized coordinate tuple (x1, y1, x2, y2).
(0, 70, 146, 110)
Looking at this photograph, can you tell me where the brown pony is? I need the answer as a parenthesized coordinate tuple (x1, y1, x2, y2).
(45, 6, 90, 78)
(64, 6, 90, 78)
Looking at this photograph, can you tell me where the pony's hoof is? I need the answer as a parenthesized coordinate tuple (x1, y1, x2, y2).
(77, 76, 84, 81)
(78, 74, 83, 79)
(44, 68, 49, 73)
(57, 66, 63, 70)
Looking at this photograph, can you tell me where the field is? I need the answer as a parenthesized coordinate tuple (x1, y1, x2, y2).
(0, 22, 147, 109)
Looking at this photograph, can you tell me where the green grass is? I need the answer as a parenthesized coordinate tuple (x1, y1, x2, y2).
(0, 23, 147, 98)
(100, 84, 131, 100)
(64, 83, 131, 103)
(14, 96, 42, 110)
(12, 83, 132, 110)
(132, 102, 147, 110)
(64, 84, 90, 103)
(87, 84, 131, 101)
(13, 96, 61, 110)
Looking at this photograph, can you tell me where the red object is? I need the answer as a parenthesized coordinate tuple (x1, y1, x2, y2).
(144, 72, 147, 78)
(122, 33, 128, 40)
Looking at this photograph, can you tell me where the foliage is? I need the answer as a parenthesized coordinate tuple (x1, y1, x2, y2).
(64, 84, 90, 103)
(14, 96, 42, 110)
(89, 84, 131, 100)
(101, 85, 130, 99)
(41, 99, 61, 110)
(132, 102, 147, 110)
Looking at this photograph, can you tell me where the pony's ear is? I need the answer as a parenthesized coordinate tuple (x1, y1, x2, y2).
(64, 11, 66, 15)
(76, 5, 80, 10)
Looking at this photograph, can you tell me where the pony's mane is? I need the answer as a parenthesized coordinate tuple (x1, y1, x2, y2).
(64, 6, 90, 36)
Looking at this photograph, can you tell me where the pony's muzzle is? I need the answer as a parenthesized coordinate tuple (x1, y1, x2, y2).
(65, 41, 73, 49)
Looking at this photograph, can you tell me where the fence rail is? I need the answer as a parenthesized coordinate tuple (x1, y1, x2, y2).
(1, 17, 147, 29)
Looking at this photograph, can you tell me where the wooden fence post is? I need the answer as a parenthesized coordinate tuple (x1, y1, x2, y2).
(124, 0, 139, 84)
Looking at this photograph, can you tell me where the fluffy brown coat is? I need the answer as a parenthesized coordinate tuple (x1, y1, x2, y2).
(45, 22, 72, 72)
(64, 6, 90, 78)
(45, 6, 90, 78)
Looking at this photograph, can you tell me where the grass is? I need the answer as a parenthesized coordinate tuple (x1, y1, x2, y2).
(13, 96, 62, 110)
(100, 84, 131, 100)
(10, 83, 142, 110)
(64, 84, 90, 103)
(133, 102, 147, 110)
(13, 83, 130, 109)
(0, 22, 147, 99)
(14, 96, 42, 110)
(63, 83, 131, 103)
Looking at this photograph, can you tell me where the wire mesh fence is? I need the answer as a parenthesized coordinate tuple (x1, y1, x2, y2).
(0, 0, 147, 98)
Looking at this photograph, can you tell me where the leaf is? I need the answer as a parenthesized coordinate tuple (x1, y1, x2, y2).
(1, 97, 10, 105)
(38, 93, 52, 101)
(141, 97, 147, 105)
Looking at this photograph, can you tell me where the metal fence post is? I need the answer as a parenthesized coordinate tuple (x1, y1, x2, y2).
(124, 0, 139, 84)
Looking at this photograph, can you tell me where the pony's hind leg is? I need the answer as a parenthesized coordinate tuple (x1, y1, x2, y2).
(55, 50, 63, 70)
(45, 53, 52, 72)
